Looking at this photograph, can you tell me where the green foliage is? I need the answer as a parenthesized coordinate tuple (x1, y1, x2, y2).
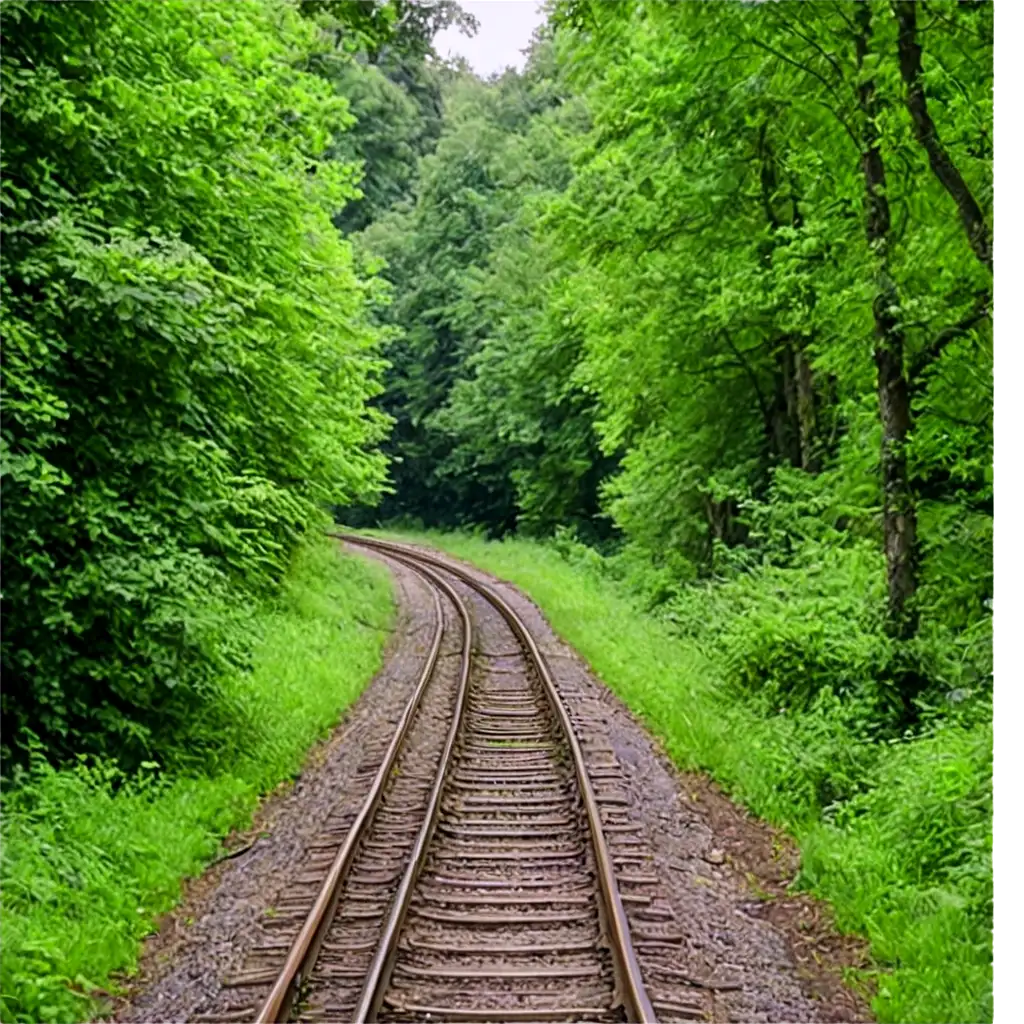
(367, 2, 992, 707)
(326, 58, 442, 233)
(801, 720, 992, 1023)
(549, 0, 991, 574)
(1, 0, 389, 766)
(398, 529, 992, 1024)
(350, 43, 610, 536)
(0, 541, 393, 1024)
(300, 0, 475, 63)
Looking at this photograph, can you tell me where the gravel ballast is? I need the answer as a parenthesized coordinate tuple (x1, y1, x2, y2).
(114, 542, 871, 1024)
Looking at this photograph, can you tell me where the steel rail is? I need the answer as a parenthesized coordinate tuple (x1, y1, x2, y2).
(348, 551, 473, 1022)
(343, 534, 657, 1024)
(254, 556, 470, 1023)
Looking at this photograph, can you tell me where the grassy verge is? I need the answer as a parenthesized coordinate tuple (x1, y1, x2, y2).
(0, 539, 393, 1024)
(387, 530, 991, 1024)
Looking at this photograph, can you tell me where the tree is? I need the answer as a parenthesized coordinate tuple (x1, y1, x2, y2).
(353, 55, 579, 533)
(300, 0, 476, 60)
(1, 0, 388, 765)
(855, 1, 918, 641)
(355, 0, 991, 716)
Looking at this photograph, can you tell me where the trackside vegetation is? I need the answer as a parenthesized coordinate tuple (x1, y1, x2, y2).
(1, 0, 392, 768)
(395, 530, 991, 1024)
(0, 540, 393, 1024)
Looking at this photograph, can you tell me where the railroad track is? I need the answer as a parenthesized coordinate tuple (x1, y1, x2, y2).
(202, 537, 707, 1024)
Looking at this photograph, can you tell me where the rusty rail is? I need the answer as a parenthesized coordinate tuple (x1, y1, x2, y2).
(344, 535, 656, 1024)
(254, 558, 472, 1022)
(348, 552, 473, 1021)
(255, 534, 656, 1023)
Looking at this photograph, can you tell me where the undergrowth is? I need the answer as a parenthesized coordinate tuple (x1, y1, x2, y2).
(0, 539, 393, 1024)
(388, 529, 992, 1024)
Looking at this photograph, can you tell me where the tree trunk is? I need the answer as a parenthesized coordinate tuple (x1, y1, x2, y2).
(873, 305, 917, 640)
(770, 340, 802, 467)
(856, 3, 918, 643)
(764, 335, 816, 472)
(703, 494, 742, 576)
(795, 347, 819, 473)
(758, 124, 821, 473)
(892, 1, 992, 273)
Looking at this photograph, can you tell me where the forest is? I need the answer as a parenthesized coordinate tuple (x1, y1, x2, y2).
(1, 1, 992, 1022)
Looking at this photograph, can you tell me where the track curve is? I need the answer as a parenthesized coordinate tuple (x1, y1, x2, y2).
(344, 537, 656, 1024)
(208, 536, 662, 1024)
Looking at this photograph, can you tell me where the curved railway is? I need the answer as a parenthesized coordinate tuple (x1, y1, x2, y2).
(201, 537, 703, 1024)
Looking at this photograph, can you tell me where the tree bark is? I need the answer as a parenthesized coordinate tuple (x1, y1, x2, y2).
(703, 494, 743, 575)
(892, 0, 992, 272)
(795, 348, 819, 473)
(873, 310, 917, 640)
(769, 340, 802, 467)
(856, 3, 918, 643)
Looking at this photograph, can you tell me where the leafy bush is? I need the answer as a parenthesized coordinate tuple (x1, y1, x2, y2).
(710, 554, 896, 721)
(721, 613, 885, 710)
(801, 717, 992, 1022)
(1, 0, 388, 767)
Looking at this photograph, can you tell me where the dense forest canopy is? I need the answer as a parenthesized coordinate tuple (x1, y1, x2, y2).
(348, 0, 992, 725)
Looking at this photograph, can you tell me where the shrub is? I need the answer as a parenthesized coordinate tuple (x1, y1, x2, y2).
(1, 0, 388, 767)
(722, 612, 883, 709)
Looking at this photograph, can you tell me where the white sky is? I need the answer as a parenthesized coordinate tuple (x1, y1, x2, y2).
(434, 1, 546, 77)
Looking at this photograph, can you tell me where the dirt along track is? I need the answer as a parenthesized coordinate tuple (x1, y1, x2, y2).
(116, 538, 871, 1024)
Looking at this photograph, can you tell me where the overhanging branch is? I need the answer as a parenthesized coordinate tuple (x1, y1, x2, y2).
(908, 292, 991, 388)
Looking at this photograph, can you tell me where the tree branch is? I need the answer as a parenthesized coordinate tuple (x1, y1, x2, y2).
(764, 4, 848, 88)
(892, 1, 992, 272)
(719, 331, 771, 426)
(746, 36, 862, 147)
(908, 292, 992, 387)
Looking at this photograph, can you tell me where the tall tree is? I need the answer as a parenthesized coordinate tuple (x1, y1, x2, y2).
(367, 0, 991, 713)
(891, 0, 992, 272)
(855, 2, 918, 641)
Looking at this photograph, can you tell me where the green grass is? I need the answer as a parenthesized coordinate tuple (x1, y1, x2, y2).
(385, 529, 991, 1024)
(0, 538, 393, 1024)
